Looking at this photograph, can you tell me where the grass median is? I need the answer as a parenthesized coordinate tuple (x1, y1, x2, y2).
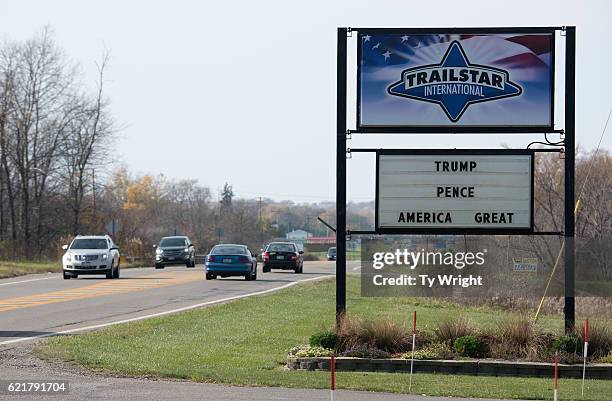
(38, 276, 612, 400)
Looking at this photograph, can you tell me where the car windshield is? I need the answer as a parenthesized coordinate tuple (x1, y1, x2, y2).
(267, 243, 295, 252)
(211, 246, 248, 255)
(328, 248, 336, 254)
(70, 238, 108, 250)
(160, 238, 187, 247)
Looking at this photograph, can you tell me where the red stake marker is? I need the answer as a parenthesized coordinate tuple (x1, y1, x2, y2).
(582, 319, 589, 399)
(409, 310, 417, 392)
(330, 352, 335, 401)
(554, 351, 559, 401)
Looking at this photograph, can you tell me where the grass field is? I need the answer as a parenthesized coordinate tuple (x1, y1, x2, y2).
(38, 277, 612, 400)
(0, 260, 60, 278)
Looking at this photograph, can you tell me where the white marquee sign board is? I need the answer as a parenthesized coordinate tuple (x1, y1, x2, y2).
(376, 150, 533, 233)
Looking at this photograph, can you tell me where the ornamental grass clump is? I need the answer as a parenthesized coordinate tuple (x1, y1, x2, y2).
(433, 317, 478, 345)
(575, 322, 612, 359)
(337, 316, 410, 353)
(488, 318, 549, 361)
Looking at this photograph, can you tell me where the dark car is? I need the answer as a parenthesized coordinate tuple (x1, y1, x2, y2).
(205, 244, 257, 281)
(262, 242, 303, 273)
(327, 247, 337, 261)
(154, 236, 196, 268)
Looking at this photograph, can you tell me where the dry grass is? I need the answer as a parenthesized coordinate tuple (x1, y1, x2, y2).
(433, 317, 478, 345)
(337, 316, 411, 353)
(575, 322, 612, 358)
(487, 318, 551, 361)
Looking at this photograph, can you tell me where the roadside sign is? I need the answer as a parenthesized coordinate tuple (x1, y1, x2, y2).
(357, 28, 555, 131)
(375, 149, 533, 234)
(513, 257, 538, 272)
(336, 26, 576, 331)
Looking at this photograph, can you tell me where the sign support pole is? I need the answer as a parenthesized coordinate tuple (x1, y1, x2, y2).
(336, 27, 348, 327)
(564, 26, 576, 334)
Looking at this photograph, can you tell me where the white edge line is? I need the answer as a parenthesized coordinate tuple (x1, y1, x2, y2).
(0, 275, 331, 346)
(0, 276, 58, 287)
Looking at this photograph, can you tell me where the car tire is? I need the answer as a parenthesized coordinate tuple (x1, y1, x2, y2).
(155, 263, 164, 269)
(113, 264, 120, 279)
(295, 264, 303, 274)
(106, 262, 114, 279)
(63, 271, 71, 280)
(205, 273, 216, 280)
(245, 268, 255, 281)
(263, 266, 270, 273)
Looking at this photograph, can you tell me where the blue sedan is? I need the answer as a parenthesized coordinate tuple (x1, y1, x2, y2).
(205, 244, 258, 281)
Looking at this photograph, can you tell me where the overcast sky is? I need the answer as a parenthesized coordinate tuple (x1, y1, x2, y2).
(1, 0, 610, 202)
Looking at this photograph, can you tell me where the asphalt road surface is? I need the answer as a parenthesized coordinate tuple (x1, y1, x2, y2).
(0, 261, 335, 346)
(0, 262, 522, 401)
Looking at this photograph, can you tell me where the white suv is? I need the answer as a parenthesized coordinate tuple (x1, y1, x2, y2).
(62, 235, 121, 280)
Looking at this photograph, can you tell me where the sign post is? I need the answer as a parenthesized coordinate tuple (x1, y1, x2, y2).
(336, 27, 348, 326)
(564, 26, 576, 333)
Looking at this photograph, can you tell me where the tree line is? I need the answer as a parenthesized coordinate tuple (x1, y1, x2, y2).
(0, 28, 114, 258)
(0, 29, 609, 270)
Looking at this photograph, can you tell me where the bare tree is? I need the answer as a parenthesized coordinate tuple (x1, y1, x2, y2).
(60, 52, 114, 235)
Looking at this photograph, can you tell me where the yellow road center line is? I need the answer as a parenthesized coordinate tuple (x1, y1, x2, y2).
(0, 271, 202, 313)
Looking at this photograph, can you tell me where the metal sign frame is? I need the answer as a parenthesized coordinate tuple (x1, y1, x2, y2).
(374, 148, 535, 235)
(336, 26, 575, 332)
(355, 27, 557, 133)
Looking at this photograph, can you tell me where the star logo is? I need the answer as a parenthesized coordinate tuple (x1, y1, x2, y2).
(387, 41, 522, 122)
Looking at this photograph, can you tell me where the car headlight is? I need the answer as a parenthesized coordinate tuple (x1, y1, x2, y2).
(184, 248, 190, 253)
(156, 248, 163, 255)
(102, 254, 108, 260)
(66, 253, 72, 262)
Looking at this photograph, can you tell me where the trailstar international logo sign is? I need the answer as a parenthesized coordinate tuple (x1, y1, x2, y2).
(387, 41, 522, 122)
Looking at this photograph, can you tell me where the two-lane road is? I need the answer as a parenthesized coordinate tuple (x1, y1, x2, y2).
(0, 261, 334, 347)
(0, 262, 525, 401)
